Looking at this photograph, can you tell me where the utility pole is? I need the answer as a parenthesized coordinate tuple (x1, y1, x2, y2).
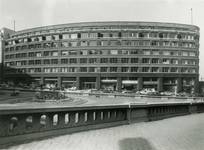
(13, 20, 15, 31)
(190, 8, 193, 25)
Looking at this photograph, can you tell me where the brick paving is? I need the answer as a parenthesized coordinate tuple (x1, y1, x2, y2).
(7, 113, 204, 150)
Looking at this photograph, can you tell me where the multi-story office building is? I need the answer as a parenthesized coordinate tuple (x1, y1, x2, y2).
(1, 22, 200, 93)
(0, 28, 15, 83)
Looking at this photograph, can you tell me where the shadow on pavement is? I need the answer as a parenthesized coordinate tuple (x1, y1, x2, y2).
(119, 137, 156, 150)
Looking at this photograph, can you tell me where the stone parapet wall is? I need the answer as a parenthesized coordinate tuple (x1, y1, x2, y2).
(0, 102, 204, 148)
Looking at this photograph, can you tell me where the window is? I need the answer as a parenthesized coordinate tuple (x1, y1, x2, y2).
(69, 50, 77, 55)
(122, 50, 129, 55)
(70, 34, 78, 39)
(142, 67, 150, 72)
(52, 68, 59, 73)
(163, 59, 170, 64)
(138, 33, 144, 38)
(121, 58, 129, 63)
(151, 67, 159, 72)
(44, 68, 51, 73)
(100, 58, 108, 63)
(89, 50, 97, 55)
(61, 67, 68, 73)
(89, 41, 97, 46)
(189, 52, 196, 56)
(80, 58, 87, 63)
(61, 42, 69, 47)
(131, 67, 138, 72)
(170, 51, 178, 56)
(61, 59, 68, 64)
(16, 54, 21, 58)
(35, 52, 42, 57)
(110, 41, 121, 46)
(69, 41, 78, 47)
(81, 33, 89, 39)
(97, 33, 103, 38)
(121, 67, 129, 72)
(182, 52, 188, 56)
(89, 67, 97, 72)
(44, 51, 50, 56)
(69, 67, 76, 72)
(44, 59, 50, 64)
(181, 68, 188, 73)
(110, 50, 118, 55)
(16, 61, 21, 66)
(61, 50, 69, 56)
(89, 58, 97, 63)
(46, 35, 52, 41)
(80, 67, 87, 72)
(130, 50, 138, 54)
(80, 41, 88, 46)
(51, 51, 58, 56)
(21, 61, 27, 66)
(28, 52, 35, 57)
(28, 60, 35, 65)
(169, 33, 176, 39)
(110, 58, 118, 63)
(142, 58, 150, 64)
(80, 50, 88, 55)
(151, 41, 157, 46)
(131, 58, 138, 63)
(101, 41, 109, 46)
(143, 50, 151, 55)
(35, 68, 41, 73)
(171, 59, 178, 64)
(101, 67, 108, 72)
(51, 59, 58, 64)
(170, 67, 178, 72)
(89, 33, 97, 38)
(150, 32, 158, 38)
(122, 40, 132, 46)
(163, 51, 171, 56)
(110, 67, 117, 72)
(35, 60, 41, 65)
(152, 58, 159, 64)
(159, 33, 164, 38)
(189, 68, 196, 73)
(69, 58, 77, 64)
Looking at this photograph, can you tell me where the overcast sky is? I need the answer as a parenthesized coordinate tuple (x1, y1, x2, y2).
(0, 0, 204, 78)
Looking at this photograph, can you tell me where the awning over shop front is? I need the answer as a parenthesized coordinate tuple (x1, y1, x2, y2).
(101, 79, 117, 83)
(122, 80, 138, 84)
(44, 78, 58, 81)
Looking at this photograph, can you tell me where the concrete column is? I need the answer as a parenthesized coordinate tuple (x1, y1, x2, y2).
(177, 77, 182, 93)
(137, 77, 143, 91)
(96, 76, 101, 90)
(57, 77, 61, 88)
(76, 77, 80, 90)
(117, 77, 122, 92)
(40, 77, 44, 85)
(157, 77, 163, 92)
(194, 76, 199, 94)
(0, 115, 10, 136)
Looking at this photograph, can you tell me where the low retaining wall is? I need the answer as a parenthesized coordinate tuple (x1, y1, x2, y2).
(0, 102, 204, 148)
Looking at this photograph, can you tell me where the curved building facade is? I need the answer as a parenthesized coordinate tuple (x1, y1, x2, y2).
(2, 22, 200, 93)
